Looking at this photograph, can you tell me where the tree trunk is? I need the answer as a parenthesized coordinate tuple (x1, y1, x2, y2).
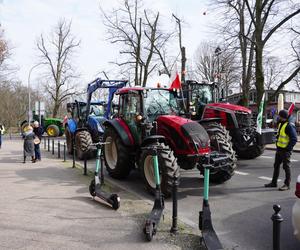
(181, 46, 186, 84)
(255, 0, 265, 108)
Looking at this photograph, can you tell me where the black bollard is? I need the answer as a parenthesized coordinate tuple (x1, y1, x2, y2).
(271, 204, 283, 250)
(47, 138, 50, 151)
(63, 142, 66, 162)
(58, 142, 60, 158)
(170, 175, 179, 234)
(83, 154, 87, 175)
(52, 139, 54, 155)
(72, 138, 75, 168)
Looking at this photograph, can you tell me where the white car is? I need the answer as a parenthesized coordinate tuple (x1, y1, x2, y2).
(292, 175, 300, 241)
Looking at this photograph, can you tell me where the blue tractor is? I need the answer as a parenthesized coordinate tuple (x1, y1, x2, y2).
(65, 79, 128, 159)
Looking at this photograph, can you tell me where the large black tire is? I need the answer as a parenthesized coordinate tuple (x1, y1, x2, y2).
(140, 142, 180, 198)
(235, 145, 265, 159)
(204, 122, 237, 183)
(46, 124, 60, 137)
(75, 131, 93, 160)
(65, 126, 73, 154)
(103, 127, 133, 179)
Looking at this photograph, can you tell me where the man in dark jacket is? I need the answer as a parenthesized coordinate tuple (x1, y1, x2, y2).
(33, 121, 43, 161)
(265, 109, 298, 191)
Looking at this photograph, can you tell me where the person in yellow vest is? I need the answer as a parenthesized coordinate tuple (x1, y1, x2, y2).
(265, 109, 297, 191)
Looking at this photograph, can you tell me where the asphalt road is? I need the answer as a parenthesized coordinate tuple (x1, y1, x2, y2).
(44, 138, 300, 250)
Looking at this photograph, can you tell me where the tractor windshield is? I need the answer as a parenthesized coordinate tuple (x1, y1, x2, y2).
(144, 89, 180, 121)
(191, 85, 213, 104)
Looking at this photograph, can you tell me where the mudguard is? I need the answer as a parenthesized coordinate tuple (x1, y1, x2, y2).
(141, 135, 165, 147)
(104, 119, 134, 146)
(67, 119, 77, 134)
(198, 118, 222, 124)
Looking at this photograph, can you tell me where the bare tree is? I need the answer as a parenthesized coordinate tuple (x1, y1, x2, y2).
(244, 0, 300, 106)
(172, 14, 186, 84)
(101, 0, 175, 86)
(264, 56, 283, 90)
(194, 42, 239, 97)
(36, 19, 80, 117)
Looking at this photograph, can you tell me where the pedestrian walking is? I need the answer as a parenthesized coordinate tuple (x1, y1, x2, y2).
(0, 123, 5, 149)
(33, 121, 43, 161)
(22, 125, 36, 163)
(265, 109, 297, 191)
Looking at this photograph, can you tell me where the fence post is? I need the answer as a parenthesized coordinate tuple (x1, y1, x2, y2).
(83, 154, 87, 175)
(170, 175, 179, 234)
(58, 142, 60, 158)
(63, 142, 66, 162)
(72, 138, 75, 168)
(52, 139, 54, 155)
(272, 204, 283, 250)
(47, 138, 50, 151)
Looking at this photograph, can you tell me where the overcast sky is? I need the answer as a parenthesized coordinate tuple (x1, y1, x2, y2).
(0, 0, 217, 88)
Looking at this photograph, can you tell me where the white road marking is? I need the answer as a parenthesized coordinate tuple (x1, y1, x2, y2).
(235, 171, 249, 176)
(261, 155, 298, 162)
(259, 176, 281, 182)
(260, 156, 272, 159)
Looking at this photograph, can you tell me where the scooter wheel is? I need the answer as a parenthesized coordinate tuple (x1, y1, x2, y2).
(111, 194, 120, 210)
(145, 223, 154, 242)
(89, 179, 96, 197)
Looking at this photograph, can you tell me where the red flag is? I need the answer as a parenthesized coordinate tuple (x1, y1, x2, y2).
(288, 102, 295, 115)
(169, 67, 181, 90)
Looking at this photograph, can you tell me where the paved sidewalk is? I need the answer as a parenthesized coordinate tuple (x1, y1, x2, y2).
(265, 136, 300, 152)
(0, 139, 202, 250)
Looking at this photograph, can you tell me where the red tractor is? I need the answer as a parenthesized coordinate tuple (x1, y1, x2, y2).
(183, 80, 275, 160)
(102, 87, 234, 197)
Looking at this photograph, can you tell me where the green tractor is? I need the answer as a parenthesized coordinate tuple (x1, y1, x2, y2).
(21, 115, 64, 137)
(42, 117, 64, 137)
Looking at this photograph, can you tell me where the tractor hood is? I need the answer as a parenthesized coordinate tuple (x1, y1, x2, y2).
(156, 115, 210, 155)
(207, 103, 251, 114)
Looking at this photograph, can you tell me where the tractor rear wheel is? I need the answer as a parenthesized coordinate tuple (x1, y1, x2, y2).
(236, 145, 265, 159)
(103, 127, 132, 179)
(204, 122, 237, 183)
(46, 124, 60, 137)
(65, 126, 73, 154)
(140, 142, 179, 198)
(75, 130, 92, 160)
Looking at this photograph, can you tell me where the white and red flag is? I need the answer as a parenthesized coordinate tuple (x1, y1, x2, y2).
(288, 102, 295, 116)
(169, 66, 181, 90)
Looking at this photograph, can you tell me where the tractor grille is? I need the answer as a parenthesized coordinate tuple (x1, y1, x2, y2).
(181, 122, 210, 148)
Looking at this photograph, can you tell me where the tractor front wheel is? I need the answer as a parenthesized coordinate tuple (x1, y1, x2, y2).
(103, 127, 132, 179)
(204, 122, 237, 183)
(46, 124, 60, 137)
(236, 145, 265, 159)
(75, 131, 92, 160)
(140, 142, 179, 198)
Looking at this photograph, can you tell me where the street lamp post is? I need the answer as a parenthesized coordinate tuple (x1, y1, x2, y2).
(28, 63, 43, 123)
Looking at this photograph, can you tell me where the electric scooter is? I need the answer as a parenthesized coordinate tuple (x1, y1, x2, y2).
(143, 142, 165, 241)
(89, 142, 120, 210)
(199, 155, 223, 249)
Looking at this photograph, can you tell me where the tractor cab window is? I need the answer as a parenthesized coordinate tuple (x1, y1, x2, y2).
(192, 85, 213, 104)
(144, 89, 179, 121)
(120, 93, 141, 121)
(89, 104, 105, 117)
